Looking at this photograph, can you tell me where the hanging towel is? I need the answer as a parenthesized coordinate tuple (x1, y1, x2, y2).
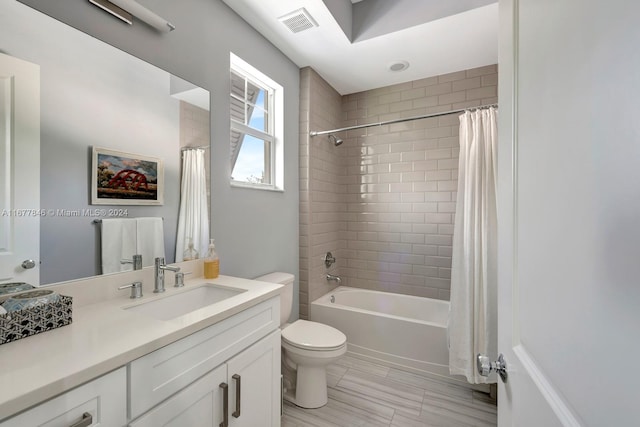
(101, 218, 137, 274)
(136, 217, 165, 267)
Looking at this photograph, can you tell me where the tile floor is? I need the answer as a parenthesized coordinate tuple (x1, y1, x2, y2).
(282, 355, 497, 427)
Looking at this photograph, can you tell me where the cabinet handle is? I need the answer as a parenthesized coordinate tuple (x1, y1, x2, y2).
(69, 412, 92, 427)
(232, 374, 241, 418)
(219, 382, 228, 427)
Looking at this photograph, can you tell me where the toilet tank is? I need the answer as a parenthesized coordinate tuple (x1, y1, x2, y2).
(254, 272, 294, 326)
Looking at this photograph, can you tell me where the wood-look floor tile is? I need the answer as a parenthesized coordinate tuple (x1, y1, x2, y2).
(327, 387, 395, 423)
(335, 369, 424, 417)
(421, 390, 497, 426)
(282, 357, 497, 427)
(327, 372, 341, 388)
(322, 396, 392, 426)
(387, 368, 474, 402)
(333, 355, 390, 377)
(472, 390, 497, 405)
(327, 363, 349, 378)
(283, 398, 390, 427)
(327, 363, 349, 388)
(391, 411, 474, 427)
(281, 413, 311, 427)
(282, 404, 339, 427)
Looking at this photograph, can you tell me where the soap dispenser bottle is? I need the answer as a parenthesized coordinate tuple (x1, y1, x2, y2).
(204, 239, 219, 279)
(183, 238, 199, 261)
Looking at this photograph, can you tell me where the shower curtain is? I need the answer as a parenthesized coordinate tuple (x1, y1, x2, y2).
(448, 107, 498, 384)
(176, 148, 209, 261)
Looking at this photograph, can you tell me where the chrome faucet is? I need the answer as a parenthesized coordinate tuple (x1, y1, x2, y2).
(121, 254, 142, 270)
(326, 273, 342, 285)
(154, 257, 180, 293)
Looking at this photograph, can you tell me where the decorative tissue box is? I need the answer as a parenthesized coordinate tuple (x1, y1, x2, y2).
(0, 292, 72, 345)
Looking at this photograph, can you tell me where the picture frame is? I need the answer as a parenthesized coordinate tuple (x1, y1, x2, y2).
(91, 147, 164, 205)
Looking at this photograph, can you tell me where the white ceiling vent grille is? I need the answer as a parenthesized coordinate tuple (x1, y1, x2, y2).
(278, 8, 318, 34)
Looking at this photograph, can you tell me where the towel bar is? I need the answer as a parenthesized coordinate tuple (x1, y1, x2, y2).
(92, 217, 163, 224)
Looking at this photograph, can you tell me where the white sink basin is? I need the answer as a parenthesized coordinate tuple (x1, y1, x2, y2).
(124, 284, 246, 321)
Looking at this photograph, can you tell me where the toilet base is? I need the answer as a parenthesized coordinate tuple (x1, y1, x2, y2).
(284, 365, 328, 409)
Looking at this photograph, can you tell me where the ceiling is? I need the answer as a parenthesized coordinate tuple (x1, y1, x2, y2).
(221, 0, 498, 95)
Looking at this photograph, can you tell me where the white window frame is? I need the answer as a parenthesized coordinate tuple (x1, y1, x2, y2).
(229, 53, 284, 191)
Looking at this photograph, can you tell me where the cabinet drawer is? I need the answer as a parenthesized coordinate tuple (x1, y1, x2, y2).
(129, 297, 279, 418)
(1, 367, 126, 427)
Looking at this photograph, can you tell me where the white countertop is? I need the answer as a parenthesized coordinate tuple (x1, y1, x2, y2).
(0, 274, 282, 421)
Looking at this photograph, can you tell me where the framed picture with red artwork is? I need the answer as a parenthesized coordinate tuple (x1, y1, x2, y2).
(91, 147, 164, 205)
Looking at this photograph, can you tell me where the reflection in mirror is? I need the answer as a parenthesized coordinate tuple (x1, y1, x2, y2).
(0, 2, 210, 287)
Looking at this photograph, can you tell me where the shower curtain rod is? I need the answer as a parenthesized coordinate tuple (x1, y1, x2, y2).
(180, 145, 209, 151)
(309, 103, 497, 137)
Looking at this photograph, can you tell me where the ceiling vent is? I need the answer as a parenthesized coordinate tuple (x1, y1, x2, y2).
(278, 8, 318, 34)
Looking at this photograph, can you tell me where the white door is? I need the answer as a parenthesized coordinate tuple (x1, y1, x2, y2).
(497, 0, 640, 425)
(0, 53, 40, 286)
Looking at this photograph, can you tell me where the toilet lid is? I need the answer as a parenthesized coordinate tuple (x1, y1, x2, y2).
(282, 320, 346, 351)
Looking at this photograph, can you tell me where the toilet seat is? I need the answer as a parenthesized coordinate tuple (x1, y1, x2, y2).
(282, 320, 346, 351)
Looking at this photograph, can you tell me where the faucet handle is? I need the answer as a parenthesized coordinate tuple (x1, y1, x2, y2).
(119, 281, 143, 299)
(324, 252, 336, 268)
(174, 271, 192, 288)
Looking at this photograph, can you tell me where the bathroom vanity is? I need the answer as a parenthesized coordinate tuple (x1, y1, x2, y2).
(0, 266, 282, 427)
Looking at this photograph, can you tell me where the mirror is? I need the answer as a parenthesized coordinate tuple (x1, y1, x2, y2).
(0, 2, 210, 286)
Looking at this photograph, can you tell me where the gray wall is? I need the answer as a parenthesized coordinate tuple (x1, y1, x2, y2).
(17, 0, 300, 308)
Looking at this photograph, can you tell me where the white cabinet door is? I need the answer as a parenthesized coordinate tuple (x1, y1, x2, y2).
(227, 330, 281, 427)
(129, 365, 227, 427)
(0, 368, 126, 427)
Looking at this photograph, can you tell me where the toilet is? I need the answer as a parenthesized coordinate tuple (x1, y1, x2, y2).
(255, 272, 346, 409)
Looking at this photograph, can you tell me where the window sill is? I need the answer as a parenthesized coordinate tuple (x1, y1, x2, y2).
(230, 181, 284, 193)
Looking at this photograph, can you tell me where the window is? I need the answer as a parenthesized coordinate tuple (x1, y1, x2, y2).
(230, 53, 283, 190)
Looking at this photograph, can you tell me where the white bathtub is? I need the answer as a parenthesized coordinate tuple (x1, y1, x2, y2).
(311, 286, 475, 387)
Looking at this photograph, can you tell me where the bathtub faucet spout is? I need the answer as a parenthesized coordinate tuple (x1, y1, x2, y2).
(326, 273, 342, 285)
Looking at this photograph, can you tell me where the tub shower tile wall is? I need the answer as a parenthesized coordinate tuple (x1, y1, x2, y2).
(299, 68, 346, 319)
(300, 65, 497, 310)
(341, 64, 498, 300)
